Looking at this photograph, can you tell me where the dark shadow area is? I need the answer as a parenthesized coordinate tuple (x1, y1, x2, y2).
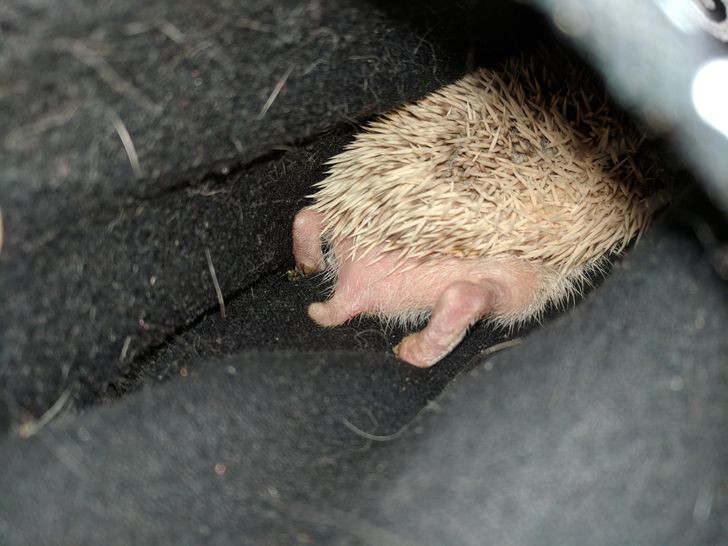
(368, 0, 552, 69)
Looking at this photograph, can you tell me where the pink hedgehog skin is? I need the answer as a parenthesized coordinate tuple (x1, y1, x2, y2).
(293, 210, 548, 367)
(292, 56, 652, 368)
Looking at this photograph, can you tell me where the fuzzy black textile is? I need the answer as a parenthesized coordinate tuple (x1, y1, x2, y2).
(0, 1, 725, 544)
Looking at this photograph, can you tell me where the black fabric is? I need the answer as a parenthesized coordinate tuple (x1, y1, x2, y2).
(2, 216, 726, 545)
(3, 0, 524, 415)
(1, 0, 726, 544)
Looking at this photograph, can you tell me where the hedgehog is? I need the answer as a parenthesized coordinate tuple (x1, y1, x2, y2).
(292, 51, 658, 368)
